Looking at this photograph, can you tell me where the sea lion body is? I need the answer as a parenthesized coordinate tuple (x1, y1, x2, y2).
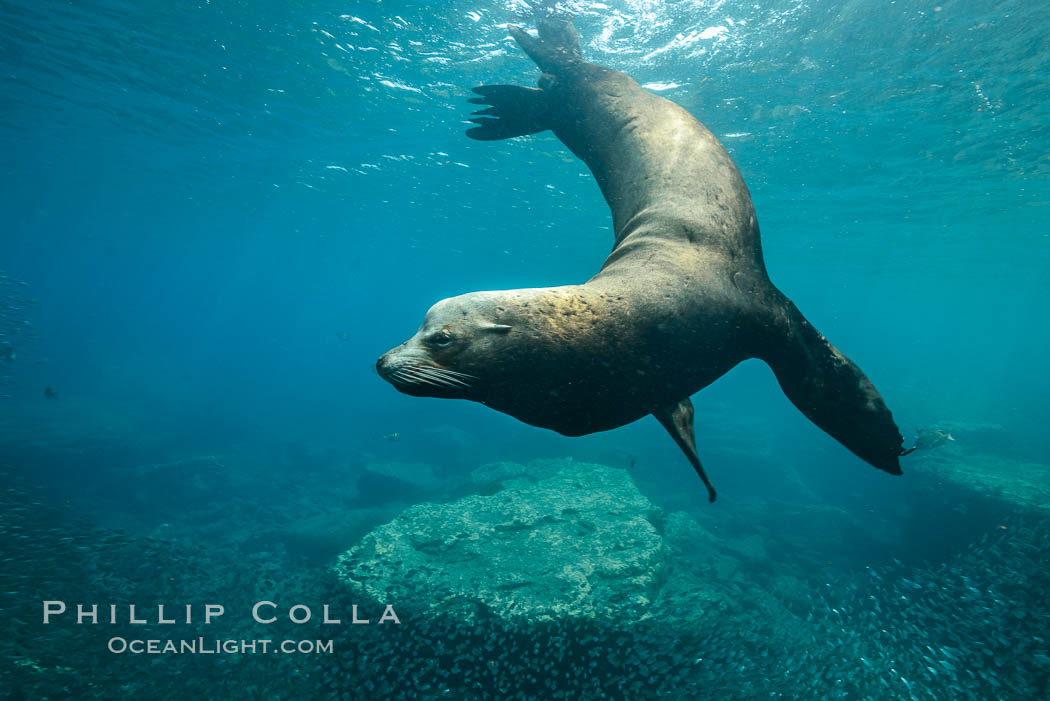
(377, 19, 908, 500)
(397, 279, 745, 438)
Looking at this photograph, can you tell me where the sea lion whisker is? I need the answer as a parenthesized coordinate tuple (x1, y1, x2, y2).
(417, 367, 473, 388)
(397, 365, 446, 387)
(400, 369, 436, 386)
(392, 368, 439, 389)
(406, 363, 465, 382)
(415, 367, 471, 387)
(389, 369, 416, 386)
(404, 361, 473, 379)
(413, 368, 464, 389)
(437, 368, 477, 380)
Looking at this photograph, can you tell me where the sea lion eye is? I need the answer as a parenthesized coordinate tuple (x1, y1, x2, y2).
(426, 329, 453, 347)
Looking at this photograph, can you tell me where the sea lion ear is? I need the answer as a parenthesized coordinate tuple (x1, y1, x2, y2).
(484, 323, 512, 334)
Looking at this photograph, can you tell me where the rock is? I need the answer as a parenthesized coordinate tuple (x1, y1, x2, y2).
(657, 511, 733, 613)
(917, 450, 1050, 513)
(349, 461, 444, 507)
(335, 459, 667, 624)
(722, 533, 770, 563)
(362, 461, 443, 492)
(259, 507, 394, 565)
(662, 510, 725, 574)
(468, 458, 566, 493)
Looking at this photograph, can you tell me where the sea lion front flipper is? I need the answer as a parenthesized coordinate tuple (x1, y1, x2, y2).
(466, 85, 551, 141)
(654, 398, 717, 503)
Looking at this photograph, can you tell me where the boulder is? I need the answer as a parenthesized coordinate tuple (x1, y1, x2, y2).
(335, 459, 667, 624)
(362, 461, 443, 492)
(916, 449, 1050, 513)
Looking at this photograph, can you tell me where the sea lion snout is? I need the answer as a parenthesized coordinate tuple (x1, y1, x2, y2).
(375, 340, 478, 400)
(375, 344, 422, 385)
(375, 350, 395, 377)
(375, 345, 417, 385)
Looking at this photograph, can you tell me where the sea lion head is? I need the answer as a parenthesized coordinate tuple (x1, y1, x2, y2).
(376, 291, 516, 400)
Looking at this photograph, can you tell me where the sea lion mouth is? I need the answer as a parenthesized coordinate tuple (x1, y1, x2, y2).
(376, 356, 477, 396)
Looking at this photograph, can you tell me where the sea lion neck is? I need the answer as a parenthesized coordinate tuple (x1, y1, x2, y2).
(545, 67, 764, 267)
(493, 285, 612, 349)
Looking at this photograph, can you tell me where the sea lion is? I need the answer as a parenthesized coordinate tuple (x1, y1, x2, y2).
(376, 18, 908, 501)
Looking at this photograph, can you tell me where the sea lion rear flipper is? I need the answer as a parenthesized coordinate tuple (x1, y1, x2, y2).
(765, 299, 907, 475)
(507, 18, 582, 74)
(466, 85, 551, 141)
(654, 398, 717, 503)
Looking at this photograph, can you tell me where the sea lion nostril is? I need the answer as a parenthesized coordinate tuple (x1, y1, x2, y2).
(376, 354, 391, 375)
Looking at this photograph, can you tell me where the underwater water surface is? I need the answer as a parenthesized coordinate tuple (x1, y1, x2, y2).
(2, 0, 1049, 699)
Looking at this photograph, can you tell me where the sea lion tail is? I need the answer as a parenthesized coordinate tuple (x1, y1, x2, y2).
(508, 17, 582, 74)
(765, 299, 907, 475)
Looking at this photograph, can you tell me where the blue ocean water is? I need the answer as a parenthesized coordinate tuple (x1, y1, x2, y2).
(2, 0, 1049, 698)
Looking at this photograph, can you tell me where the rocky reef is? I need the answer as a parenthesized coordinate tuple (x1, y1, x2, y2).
(6, 437, 1050, 700)
(324, 451, 1050, 699)
(6, 407, 1049, 700)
